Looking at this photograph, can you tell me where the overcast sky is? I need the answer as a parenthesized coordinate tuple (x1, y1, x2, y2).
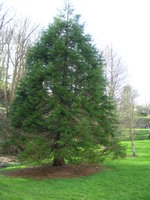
(4, 0, 150, 105)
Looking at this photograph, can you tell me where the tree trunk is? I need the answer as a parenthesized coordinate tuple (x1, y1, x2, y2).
(130, 128, 135, 157)
(10, 60, 17, 102)
(52, 132, 65, 167)
(4, 48, 10, 115)
(53, 157, 65, 166)
(130, 105, 136, 157)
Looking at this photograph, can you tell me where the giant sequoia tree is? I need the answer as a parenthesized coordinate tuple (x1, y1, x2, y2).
(10, 5, 123, 166)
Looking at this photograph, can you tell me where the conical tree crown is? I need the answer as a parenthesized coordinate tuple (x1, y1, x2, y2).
(10, 5, 124, 165)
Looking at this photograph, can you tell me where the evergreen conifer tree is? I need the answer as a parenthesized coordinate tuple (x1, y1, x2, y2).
(10, 3, 124, 166)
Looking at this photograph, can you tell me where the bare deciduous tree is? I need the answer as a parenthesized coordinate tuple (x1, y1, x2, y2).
(10, 18, 39, 102)
(0, 3, 39, 113)
(4, 27, 14, 113)
(0, 3, 13, 32)
(119, 85, 138, 157)
(0, 3, 14, 111)
(103, 45, 127, 101)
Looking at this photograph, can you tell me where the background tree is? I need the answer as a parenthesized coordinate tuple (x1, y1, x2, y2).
(0, 3, 13, 107)
(103, 45, 127, 102)
(9, 18, 39, 103)
(119, 85, 138, 157)
(10, 3, 124, 166)
(0, 2, 39, 113)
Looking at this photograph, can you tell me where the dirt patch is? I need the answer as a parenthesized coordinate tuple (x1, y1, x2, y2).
(2, 164, 104, 179)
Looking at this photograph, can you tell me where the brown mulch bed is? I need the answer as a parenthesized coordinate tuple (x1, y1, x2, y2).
(2, 164, 104, 179)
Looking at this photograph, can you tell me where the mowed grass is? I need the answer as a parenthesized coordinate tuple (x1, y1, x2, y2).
(0, 140, 150, 200)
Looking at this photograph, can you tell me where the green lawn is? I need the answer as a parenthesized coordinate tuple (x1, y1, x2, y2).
(0, 140, 150, 200)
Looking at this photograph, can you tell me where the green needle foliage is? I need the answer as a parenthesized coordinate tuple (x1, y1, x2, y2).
(10, 3, 124, 166)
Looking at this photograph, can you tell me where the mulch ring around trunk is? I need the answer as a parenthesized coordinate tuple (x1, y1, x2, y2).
(2, 164, 105, 179)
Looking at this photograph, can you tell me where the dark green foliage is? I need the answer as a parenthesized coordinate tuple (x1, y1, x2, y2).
(0, 87, 10, 107)
(18, 136, 52, 164)
(0, 115, 26, 156)
(10, 5, 124, 165)
(0, 88, 5, 106)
